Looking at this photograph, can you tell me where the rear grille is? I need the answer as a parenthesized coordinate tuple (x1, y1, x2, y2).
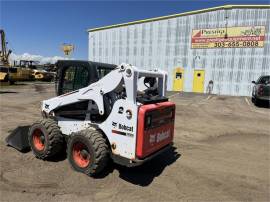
(144, 107, 174, 129)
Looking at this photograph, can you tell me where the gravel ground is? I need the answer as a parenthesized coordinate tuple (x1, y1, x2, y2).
(0, 83, 269, 202)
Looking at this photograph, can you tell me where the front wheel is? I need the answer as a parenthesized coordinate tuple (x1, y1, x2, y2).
(28, 118, 64, 159)
(67, 129, 109, 176)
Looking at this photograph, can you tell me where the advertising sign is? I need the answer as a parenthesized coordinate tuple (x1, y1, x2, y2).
(191, 26, 265, 49)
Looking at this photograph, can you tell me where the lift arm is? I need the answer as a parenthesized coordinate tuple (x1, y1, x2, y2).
(42, 63, 167, 116)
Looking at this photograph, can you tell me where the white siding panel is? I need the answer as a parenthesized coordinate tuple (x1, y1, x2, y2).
(89, 8, 270, 96)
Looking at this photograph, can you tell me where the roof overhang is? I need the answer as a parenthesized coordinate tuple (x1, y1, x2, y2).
(87, 4, 270, 32)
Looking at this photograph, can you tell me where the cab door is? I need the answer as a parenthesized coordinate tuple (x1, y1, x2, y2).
(56, 61, 98, 96)
(192, 70, 205, 93)
(173, 67, 184, 91)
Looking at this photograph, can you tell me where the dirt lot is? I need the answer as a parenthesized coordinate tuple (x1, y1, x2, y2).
(0, 83, 269, 202)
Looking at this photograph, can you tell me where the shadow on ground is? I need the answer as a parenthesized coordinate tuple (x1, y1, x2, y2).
(95, 146, 181, 186)
(46, 148, 67, 162)
(34, 84, 47, 93)
(0, 91, 18, 94)
(117, 146, 180, 186)
(6, 125, 180, 186)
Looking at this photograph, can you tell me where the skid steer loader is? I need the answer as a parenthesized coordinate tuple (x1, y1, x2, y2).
(6, 60, 175, 176)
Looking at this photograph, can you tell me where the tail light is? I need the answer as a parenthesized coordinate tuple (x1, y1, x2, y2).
(258, 85, 264, 95)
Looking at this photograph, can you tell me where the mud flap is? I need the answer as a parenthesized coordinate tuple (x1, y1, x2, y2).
(5, 126, 31, 152)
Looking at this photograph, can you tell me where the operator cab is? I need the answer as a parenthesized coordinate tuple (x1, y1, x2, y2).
(53, 60, 168, 122)
(53, 60, 117, 121)
(55, 60, 117, 96)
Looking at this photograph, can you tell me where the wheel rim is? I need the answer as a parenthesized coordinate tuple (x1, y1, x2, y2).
(32, 129, 45, 151)
(72, 142, 90, 168)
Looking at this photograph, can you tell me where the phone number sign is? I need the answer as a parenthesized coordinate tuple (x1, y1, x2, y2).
(191, 26, 265, 49)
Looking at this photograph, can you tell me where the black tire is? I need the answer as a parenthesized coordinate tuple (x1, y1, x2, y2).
(254, 97, 260, 106)
(67, 129, 109, 176)
(28, 118, 64, 159)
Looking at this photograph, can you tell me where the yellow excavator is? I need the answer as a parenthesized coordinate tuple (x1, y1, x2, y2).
(0, 29, 33, 84)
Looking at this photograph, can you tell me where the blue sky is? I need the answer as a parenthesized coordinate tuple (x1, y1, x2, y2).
(1, 0, 269, 60)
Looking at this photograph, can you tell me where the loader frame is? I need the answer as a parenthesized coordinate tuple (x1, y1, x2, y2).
(42, 63, 168, 160)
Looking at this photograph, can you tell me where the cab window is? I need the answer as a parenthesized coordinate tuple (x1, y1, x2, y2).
(74, 66, 89, 90)
(97, 67, 112, 78)
(62, 66, 89, 94)
(258, 76, 270, 84)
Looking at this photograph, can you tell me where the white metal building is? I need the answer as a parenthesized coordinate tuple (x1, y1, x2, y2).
(88, 5, 270, 96)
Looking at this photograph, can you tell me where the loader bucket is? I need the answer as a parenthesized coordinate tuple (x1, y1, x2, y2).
(5, 126, 31, 152)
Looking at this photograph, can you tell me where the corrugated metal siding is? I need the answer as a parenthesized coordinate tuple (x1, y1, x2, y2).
(89, 8, 270, 96)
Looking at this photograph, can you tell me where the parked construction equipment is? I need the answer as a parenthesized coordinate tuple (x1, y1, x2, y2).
(14, 60, 54, 81)
(6, 60, 175, 176)
(0, 30, 34, 84)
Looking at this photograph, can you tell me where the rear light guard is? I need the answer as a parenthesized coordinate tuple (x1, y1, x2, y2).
(144, 107, 175, 130)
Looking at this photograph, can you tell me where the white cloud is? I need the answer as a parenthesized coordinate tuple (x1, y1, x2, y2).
(9, 53, 72, 64)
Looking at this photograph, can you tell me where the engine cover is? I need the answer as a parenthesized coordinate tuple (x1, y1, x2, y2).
(136, 101, 175, 158)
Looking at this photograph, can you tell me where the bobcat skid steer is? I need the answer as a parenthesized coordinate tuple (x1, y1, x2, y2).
(6, 60, 175, 176)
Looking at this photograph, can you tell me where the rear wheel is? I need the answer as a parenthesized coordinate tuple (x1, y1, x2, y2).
(67, 129, 109, 176)
(28, 118, 64, 159)
(254, 97, 260, 106)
